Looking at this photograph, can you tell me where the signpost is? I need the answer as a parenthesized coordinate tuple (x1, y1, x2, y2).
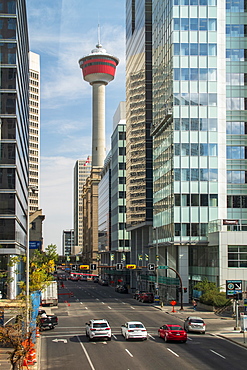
(226, 280, 242, 298)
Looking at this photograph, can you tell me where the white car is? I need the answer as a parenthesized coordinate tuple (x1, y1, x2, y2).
(85, 319, 111, 341)
(121, 321, 148, 340)
(184, 316, 206, 334)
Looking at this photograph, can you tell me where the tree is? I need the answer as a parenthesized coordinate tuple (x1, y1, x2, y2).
(194, 278, 231, 307)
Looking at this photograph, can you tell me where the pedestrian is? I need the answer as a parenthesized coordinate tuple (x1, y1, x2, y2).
(192, 299, 197, 310)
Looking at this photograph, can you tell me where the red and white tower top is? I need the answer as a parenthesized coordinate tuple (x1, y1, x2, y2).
(79, 43, 119, 85)
(79, 43, 119, 168)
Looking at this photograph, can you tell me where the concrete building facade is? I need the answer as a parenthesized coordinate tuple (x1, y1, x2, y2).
(0, 0, 29, 298)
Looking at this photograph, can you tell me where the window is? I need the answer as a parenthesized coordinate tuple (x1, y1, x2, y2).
(228, 246, 247, 267)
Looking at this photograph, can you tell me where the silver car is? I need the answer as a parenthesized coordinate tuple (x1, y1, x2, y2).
(184, 316, 206, 334)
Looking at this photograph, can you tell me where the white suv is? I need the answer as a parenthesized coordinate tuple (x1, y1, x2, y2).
(85, 319, 112, 341)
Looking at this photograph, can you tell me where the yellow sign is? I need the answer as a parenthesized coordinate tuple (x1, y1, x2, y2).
(126, 264, 136, 269)
(80, 265, 89, 270)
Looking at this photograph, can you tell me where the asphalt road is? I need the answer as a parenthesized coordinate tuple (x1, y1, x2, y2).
(40, 280, 247, 370)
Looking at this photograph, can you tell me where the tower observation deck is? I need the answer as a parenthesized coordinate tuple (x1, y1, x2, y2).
(79, 43, 119, 168)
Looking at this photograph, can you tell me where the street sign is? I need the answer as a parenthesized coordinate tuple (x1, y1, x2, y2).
(126, 264, 136, 269)
(90, 263, 97, 270)
(148, 263, 155, 271)
(226, 280, 242, 298)
(116, 263, 123, 270)
(79, 265, 89, 270)
(71, 265, 77, 271)
(158, 265, 169, 269)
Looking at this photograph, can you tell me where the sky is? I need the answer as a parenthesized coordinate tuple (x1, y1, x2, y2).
(26, 0, 126, 254)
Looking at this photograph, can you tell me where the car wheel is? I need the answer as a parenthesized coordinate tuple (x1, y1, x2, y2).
(158, 331, 161, 338)
(181, 340, 187, 343)
(125, 334, 128, 341)
(108, 337, 112, 341)
(202, 331, 205, 334)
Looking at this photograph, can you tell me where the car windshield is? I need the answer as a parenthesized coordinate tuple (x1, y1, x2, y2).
(168, 326, 183, 330)
(93, 323, 108, 328)
(129, 324, 144, 328)
(191, 319, 204, 323)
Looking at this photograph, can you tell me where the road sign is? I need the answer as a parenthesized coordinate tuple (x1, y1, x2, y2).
(126, 264, 136, 269)
(79, 265, 89, 270)
(226, 280, 242, 298)
(158, 265, 169, 269)
(71, 265, 77, 271)
(148, 263, 155, 271)
(116, 263, 123, 270)
(90, 263, 97, 270)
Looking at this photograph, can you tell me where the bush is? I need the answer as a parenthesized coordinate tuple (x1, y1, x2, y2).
(200, 291, 231, 307)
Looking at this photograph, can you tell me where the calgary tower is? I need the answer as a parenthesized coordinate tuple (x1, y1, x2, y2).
(79, 40, 119, 168)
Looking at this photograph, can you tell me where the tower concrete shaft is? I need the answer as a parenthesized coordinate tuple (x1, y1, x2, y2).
(79, 43, 119, 168)
(92, 83, 105, 167)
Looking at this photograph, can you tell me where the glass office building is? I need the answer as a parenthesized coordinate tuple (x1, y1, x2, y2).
(152, 0, 247, 296)
(126, 0, 153, 274)
(0, 0, 29, 298)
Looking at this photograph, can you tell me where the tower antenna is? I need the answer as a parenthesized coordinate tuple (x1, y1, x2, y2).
(97, 23, 101, 47)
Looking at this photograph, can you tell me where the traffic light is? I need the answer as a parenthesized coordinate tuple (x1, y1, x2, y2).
(184, 287, 187, 293)
(90, 263, 97, 270)
(148, 263, 155, 271)
(116, 263, 123, 270)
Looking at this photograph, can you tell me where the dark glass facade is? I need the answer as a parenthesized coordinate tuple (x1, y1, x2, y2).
(0, 0, 29, 298)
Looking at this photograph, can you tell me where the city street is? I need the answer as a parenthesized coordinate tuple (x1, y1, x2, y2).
(40, 280, 247, 370)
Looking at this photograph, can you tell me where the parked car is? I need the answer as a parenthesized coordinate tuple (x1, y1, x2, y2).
(85, 319, 111, 341)
(69, 274, 79, 281)
(184, 316, 206, 334)
(121, 321, 147, 340)
(133, 290, 145, 300)
(158, 324, 187, 343)
(139, 292, 154, 303)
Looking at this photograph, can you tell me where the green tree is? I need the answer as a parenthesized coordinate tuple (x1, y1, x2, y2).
(194, 278, 231, 307)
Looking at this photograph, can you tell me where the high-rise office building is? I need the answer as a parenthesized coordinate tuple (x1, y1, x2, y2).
(29, 51, 40, 212)
(126, 1, 153, 280)
(151, 0, 247, 300)
(0, 0, 29, 298)
(73, 158, 91, 254)
(62, 229, 74, 256)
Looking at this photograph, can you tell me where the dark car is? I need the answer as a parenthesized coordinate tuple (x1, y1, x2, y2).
(139, 292, 154, 303)
(37, 310, 58, 330)
(118, 285, 128, 294)
(158, 324, 187, 343)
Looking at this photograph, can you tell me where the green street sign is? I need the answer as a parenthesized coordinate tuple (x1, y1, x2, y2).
(158, 265, 169, 269)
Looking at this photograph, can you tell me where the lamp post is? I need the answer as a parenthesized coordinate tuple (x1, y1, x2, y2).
(154, 227, 159, 295)
(26, 185, 38, 333)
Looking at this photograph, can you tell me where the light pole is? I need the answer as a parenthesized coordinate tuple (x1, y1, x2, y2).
(154, 227, 159, 295)
(26, 185, 38, 333)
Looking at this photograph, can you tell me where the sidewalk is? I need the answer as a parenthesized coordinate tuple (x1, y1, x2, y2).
(153, 303, 247, 348)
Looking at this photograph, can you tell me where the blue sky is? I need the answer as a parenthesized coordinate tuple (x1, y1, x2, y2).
(26, 0, 126, 253)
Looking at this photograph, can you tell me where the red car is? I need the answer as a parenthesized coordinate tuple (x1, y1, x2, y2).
(158, 324, 187, 343)
(139, 292, 154, 303)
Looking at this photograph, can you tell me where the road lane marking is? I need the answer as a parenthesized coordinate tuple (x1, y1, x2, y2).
(167, 348, 179, 357)
(112, 334, 117, 340)
(210, 349, 226, 359)
(122, 302, 126, 304)
(125, 349, 133, 358)
(130, 306, 135, 309)
(85, 307, 88, 310)
(148, 334, 155, 340)
(77, 336, 96, 370)
(108, 306, 112, 309)
(96, 298, 99, 301)
(102, 302, 105, 305)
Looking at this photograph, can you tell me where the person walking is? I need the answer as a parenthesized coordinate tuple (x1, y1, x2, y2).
(192, 299, 197, 311)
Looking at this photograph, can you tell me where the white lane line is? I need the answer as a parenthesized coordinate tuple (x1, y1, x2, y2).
(115, 298, 119, 301)
(122, 302, 126, 305)
(125, 349, 133, 358)
(102, 302, 105, 305)
(112, 334, 117, 340)
(148, 334, 155, 340)
(130, 306, 135, 309)
(187, 337, 192, 341)
(77, 336, 96, 370)
(210, 349, 226, 359)
(85, 307, 88, 310)
(96, 298, 99, 301)
(108, 306, 112, 309)
(167, 348, 179, 357)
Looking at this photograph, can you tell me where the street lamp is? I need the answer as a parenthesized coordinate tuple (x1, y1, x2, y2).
(154, 227, 159, 295)
(26, 185, 38, 333)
